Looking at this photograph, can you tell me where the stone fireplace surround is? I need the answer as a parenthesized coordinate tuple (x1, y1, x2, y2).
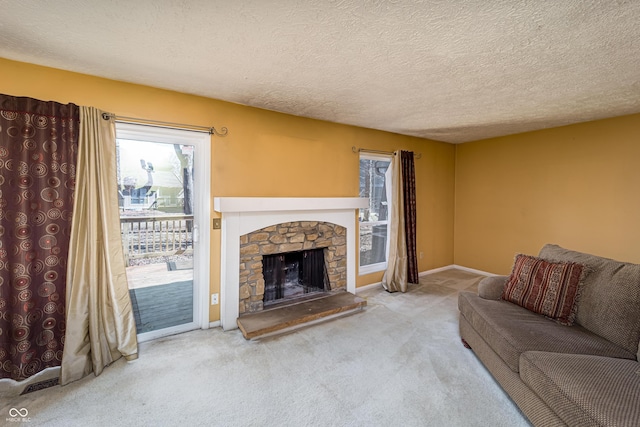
(240, 221, 346, 314)
(214, 197, 368, 331)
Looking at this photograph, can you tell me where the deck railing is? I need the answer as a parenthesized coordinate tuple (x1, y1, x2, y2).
(120, 215, 193, 263)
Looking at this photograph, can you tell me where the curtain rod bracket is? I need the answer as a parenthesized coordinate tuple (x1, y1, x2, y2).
(209, 126, 228, 137)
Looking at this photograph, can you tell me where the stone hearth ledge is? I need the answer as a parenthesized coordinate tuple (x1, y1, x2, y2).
(214, 197, 368, 331)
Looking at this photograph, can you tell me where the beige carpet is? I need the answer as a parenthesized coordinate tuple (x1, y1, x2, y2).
(2, 269, 531, 426)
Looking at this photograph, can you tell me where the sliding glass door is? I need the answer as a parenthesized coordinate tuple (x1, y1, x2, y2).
(115, 123, 210, 342)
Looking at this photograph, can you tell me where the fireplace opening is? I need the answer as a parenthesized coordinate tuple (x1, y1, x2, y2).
(263, 248, 328, 305)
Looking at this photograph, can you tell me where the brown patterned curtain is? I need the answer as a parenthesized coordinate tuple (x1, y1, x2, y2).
(401, 151, 418, 284)
(0, 95, 79, 381)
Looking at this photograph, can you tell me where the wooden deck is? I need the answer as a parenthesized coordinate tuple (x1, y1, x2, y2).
(126, 262, 193, 334)
(129, 281, 193, 334)
(120, 214, 194, 262)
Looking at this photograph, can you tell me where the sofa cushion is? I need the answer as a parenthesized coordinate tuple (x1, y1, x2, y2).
(502, 254, 586, 325)
(520, 351, 640, 427)
(458, 291, 635, 373)
(539, 244, 640, 356)
(478, 275, 508, 300)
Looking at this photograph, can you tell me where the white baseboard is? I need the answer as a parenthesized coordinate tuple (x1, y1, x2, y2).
(418, 264, 498, 277)
(355, 281, 382, 293)
(418, 265, 456, 276)
(451, 264, 499, 277)
(209, 321, 221, 329)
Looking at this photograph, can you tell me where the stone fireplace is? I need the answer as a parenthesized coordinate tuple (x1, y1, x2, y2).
(239, 221, 347, 314)
(214, 197, 368, 331)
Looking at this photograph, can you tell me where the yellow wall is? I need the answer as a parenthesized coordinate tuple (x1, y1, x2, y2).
(454, 113, 640, 274)
(0, 57, 456, 321)
(7, 58, 639, 320)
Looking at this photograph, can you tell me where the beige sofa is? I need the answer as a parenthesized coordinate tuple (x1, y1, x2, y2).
(458, 244, 640, 426)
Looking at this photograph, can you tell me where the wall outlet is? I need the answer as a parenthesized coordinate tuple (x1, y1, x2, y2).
(211, 293, 219, 305)
(419, 251, 424, 259)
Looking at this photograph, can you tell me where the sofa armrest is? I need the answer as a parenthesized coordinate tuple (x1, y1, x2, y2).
(478, 275, 509, 300)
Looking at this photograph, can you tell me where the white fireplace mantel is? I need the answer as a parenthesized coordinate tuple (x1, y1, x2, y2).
(214, 197, 368, 331)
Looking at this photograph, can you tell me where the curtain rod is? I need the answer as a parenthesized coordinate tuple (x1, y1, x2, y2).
(101, 112, 228, 136)
(352, 146, 422, 159)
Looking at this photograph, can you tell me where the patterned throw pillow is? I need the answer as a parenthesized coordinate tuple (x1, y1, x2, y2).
(502, 254, 587, 325)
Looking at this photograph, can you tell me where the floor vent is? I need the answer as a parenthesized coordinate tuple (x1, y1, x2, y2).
(21, 377, 60, 395)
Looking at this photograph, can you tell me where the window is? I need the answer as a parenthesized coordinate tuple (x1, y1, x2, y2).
(359, 154, 391, 274)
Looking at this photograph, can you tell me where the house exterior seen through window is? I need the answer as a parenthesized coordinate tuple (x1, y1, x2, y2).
(359, 154, 391, 275)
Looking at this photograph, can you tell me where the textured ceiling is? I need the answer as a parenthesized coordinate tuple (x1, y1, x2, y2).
(1, 1, 639, 143)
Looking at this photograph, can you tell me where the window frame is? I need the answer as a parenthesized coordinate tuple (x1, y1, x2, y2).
(358, 152, 392, 275)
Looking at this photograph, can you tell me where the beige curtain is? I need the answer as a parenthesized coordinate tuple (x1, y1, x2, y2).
(382, 151, 408, 292)
(61, 107, 138, 385)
